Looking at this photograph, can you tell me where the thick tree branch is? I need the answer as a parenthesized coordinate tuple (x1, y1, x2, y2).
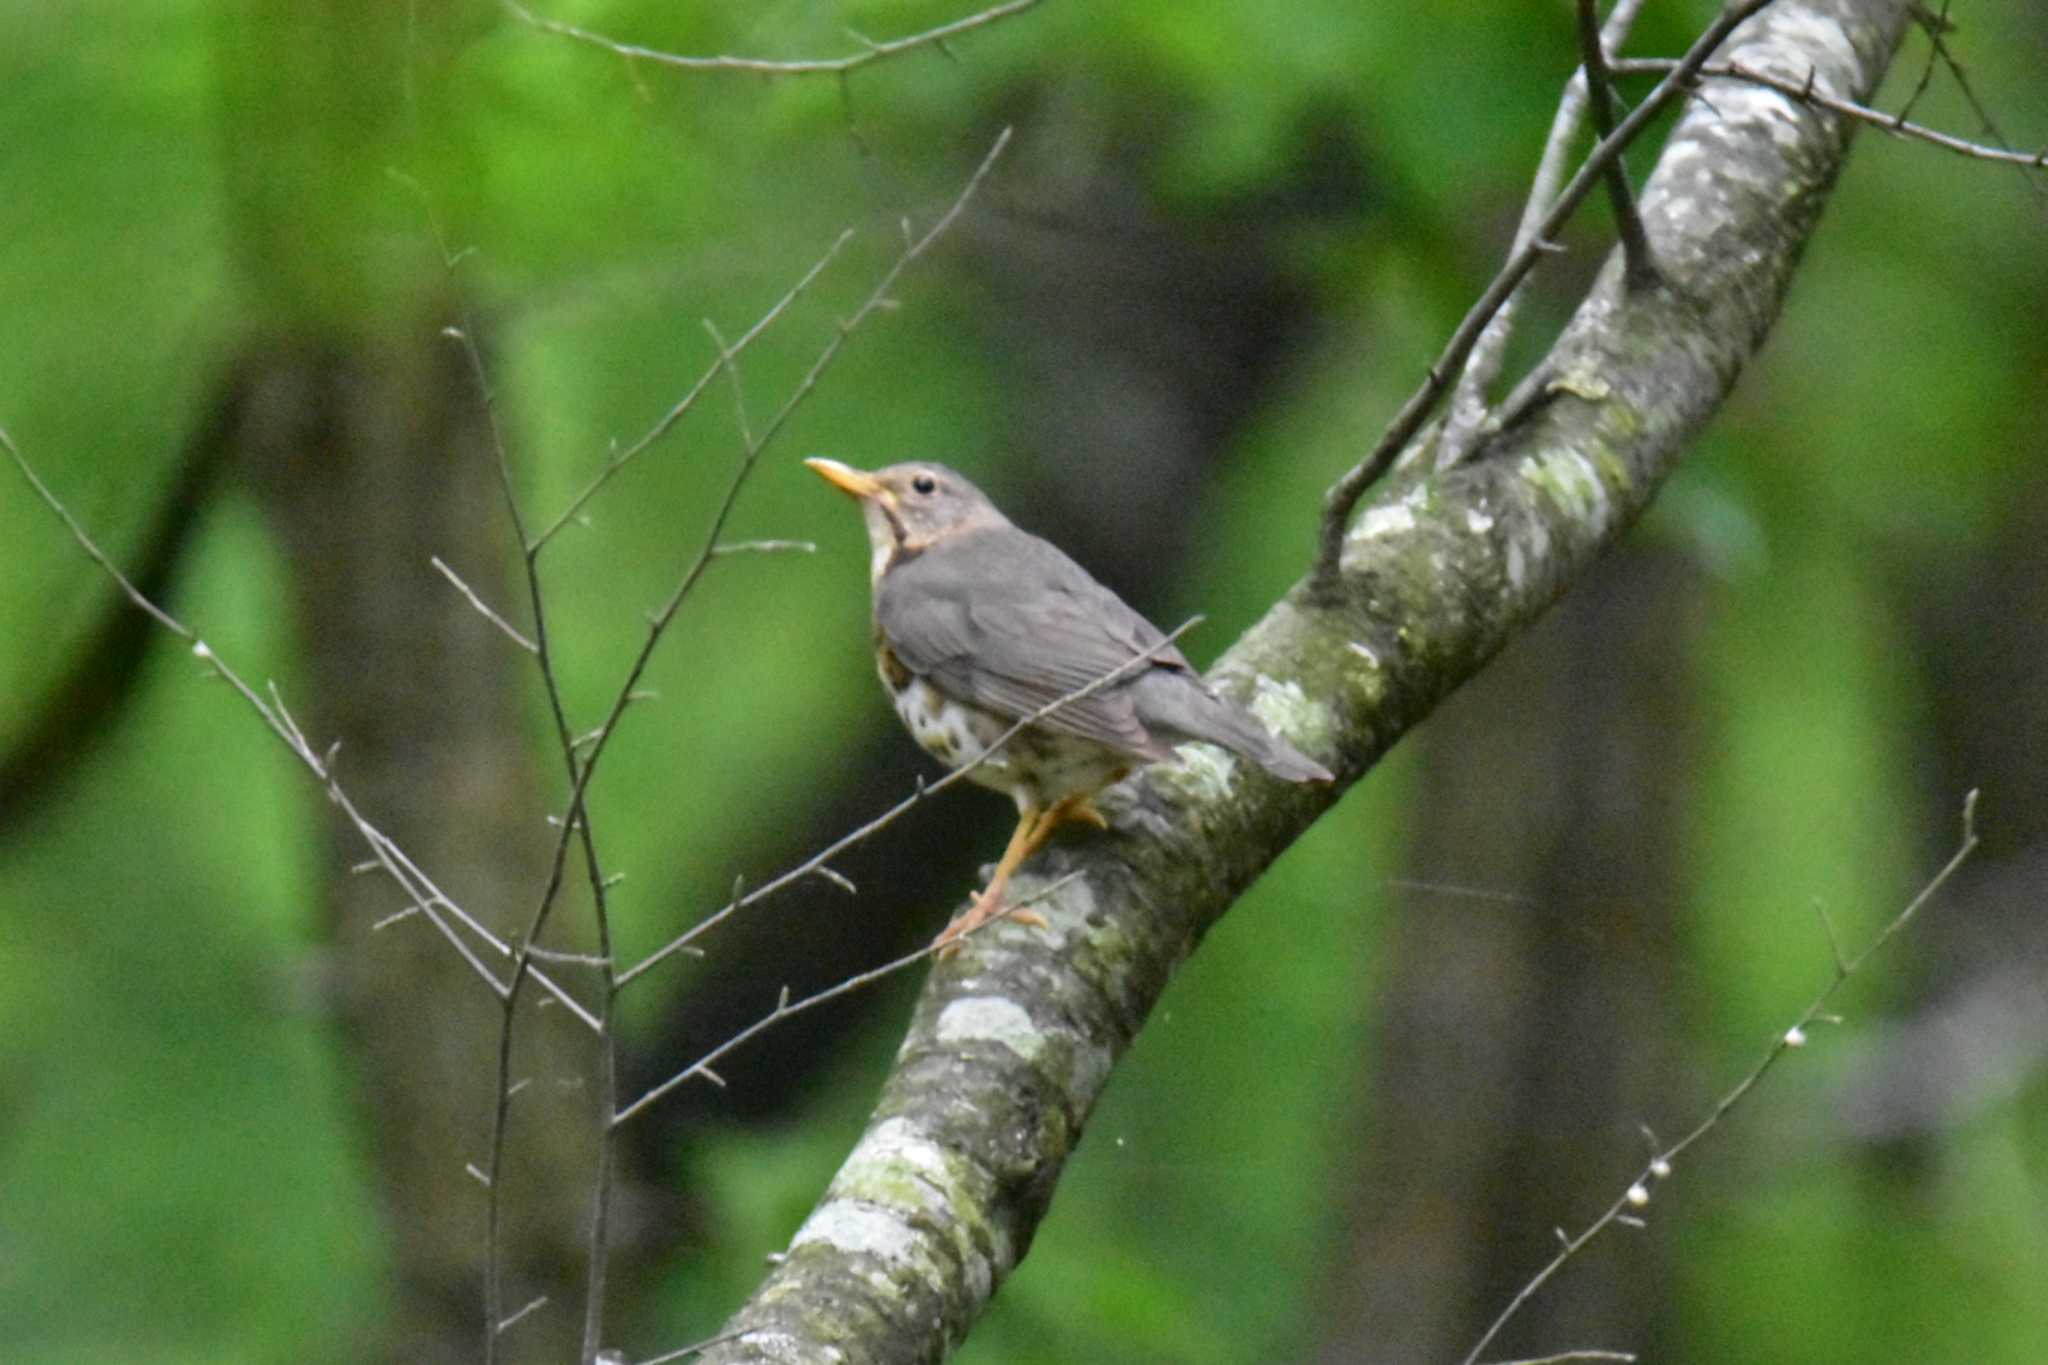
(1311, 0, 1773, 590)
(685, 3, 1915, 1362)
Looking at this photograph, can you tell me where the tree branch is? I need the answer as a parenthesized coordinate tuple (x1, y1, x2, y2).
(1441, 0, 1649, 468)
(683, 2, 1918, 1361)
(1576, 0, 1659, 291)
(1613, 56, 2048, 170)
(503, 0, 1039, 78)
(1310, 0, 1775, 592)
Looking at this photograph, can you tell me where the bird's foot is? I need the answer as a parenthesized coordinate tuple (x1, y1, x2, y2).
(1057, 796, 1111, 832)
(933, 887, 1047, 958)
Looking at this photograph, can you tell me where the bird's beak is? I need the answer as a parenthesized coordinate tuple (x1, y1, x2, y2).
(804, 457, 888, 502)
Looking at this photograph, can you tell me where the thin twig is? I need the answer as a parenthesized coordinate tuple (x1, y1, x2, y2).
(503, 0, 1038, 77)
(1442, 0, 1649, 467)
(495, 1295, 549, 1336)
(1312, 0, 1775, 594)
(478, 131, 1006, 1357)
(615, 613, 1200, 990)
(703, 318, 756, 452)
(1892, 0, 1946, 128)
(536, 130, 1017, 1003)
(1611, 57, 2048, 170)
(410, 200, 632, 1365)
(431, 554, 539, 652)
(1911, 1, 2046, 202)
(1576, 0, 1658, 291)
(634, 1327, 749, 1365)
(1460, 790, 1981, 1365)
(2, 428, 191, 638)
(532, 229, 855, 550)
(614, 872, 1083, 1126)
(2, 427, 598, 1029)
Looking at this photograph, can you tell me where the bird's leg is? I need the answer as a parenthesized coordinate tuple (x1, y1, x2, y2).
(935, 794, 1116, 952)
(934, 804, 1047, 951)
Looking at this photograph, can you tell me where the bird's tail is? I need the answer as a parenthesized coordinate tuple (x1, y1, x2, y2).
(1130, 673, 1334, 783)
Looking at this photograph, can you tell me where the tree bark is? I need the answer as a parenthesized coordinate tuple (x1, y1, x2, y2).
(690, 2, 1916, 1361)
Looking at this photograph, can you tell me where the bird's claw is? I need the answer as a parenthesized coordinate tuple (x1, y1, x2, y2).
(932, 892, 1047, 958)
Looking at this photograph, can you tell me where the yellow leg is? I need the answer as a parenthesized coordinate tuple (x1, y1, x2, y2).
(934, 794, 1111, 952)
(934, 806, 1042, 951)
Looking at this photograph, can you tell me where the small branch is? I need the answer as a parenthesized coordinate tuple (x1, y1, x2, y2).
(1613, 57, 2048, 170)
(703, 318, 756, 452)
(614, 873, 1082, 1127)
(3, 428, 192, 639)
(547, 128, 1015, 994)
(615, 614, 1200, 990)
(1442, 0, 1649, 466)
(634, 1328, 748, 1365)
(532, 229, 855, 551)
(471, 134, 1003, 1358)
(503, 0, 1039, 77)
(431, 554, 539, 653)
(1460, 790, 1981, 1365)
(411, 202, 633, 1365)
(1892, 0, 1946, 127)
(3, 428, 599, 1029)
(495, 1295, 550, 1336)
(1911, 1, 2046, 201)
(1576, 0, 1659, 291)
(1312, 0, 1774, 594)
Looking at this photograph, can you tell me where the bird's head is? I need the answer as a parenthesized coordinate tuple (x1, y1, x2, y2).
(803, 458, 1009, 584)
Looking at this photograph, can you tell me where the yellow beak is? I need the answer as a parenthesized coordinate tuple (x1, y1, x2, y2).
(804, 457, 887, 501)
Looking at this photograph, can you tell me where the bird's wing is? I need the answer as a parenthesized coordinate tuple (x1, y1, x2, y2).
(876, 527, 1190, 758)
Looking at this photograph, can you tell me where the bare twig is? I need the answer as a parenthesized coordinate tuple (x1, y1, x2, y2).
(1912, 0, 2047, 203)
(614, 872, 1083, 1126)
(1577, 0, 1658, 292)
(495, 1295, 549, 1336)
(532, 230, 855, 551)
(1892, 0, 1946, 127)
(703, 318, 756, 452)
(615, 613, 1201, 990)
(2, 427, 600, 1030)
(410, 201, 635, 1365)
(466, 130, 1007, 1360)
(431, 554, 539, 653)
(634, 1328, 749, 1365)
(2, 428, 192, 638)
(1611, 57, 2048, 170)
(1313, 0, 1775, 594)
(1460, 790, 1981, 1365)
(1484, 1353, 1637, 1365)
(503, 0, 1039, 77)
(555, 126, 1015, 988)
(1442, 0, 1649, 467)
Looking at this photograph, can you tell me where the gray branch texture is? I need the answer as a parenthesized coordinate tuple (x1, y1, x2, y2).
(696, 2, 1913, 1361)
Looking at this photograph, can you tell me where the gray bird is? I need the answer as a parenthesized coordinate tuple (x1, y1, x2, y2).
(806, 457, 1332, 948)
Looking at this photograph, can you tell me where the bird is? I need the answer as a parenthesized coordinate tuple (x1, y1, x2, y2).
(804, 457, 1333, 951)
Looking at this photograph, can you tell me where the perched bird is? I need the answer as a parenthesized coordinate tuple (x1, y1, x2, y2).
(805, 457, 1332, 949)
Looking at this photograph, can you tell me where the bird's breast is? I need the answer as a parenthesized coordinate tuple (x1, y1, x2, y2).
(889, 671, 1012, 782)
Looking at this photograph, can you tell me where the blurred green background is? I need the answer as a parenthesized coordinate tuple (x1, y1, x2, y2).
(2, 1, 2044, 1362)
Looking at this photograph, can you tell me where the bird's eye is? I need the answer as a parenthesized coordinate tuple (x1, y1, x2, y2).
(911, 474, 937, 495)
